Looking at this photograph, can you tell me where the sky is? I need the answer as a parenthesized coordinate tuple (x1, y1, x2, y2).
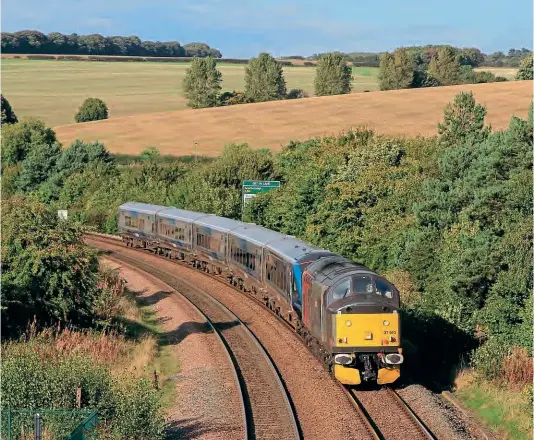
(2, 0, 533, 58)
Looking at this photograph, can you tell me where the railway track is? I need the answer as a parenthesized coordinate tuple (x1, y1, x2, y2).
(89, 236, 300, 440)
(348, 386, 438, 440)
(87, 233, 440, 439)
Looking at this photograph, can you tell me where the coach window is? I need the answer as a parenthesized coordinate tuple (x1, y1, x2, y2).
(125, 216, 131, 227)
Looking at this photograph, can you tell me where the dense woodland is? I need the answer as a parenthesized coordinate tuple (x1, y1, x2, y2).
(2, 92, 532, 401)
(1, 30, 222, 58)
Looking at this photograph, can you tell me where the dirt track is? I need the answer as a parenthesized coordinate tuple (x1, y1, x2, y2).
(54, 81, 532, 157)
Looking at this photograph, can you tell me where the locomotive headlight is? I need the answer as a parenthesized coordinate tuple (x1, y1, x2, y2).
(345, 320, 352, 327)
(383, 320, 390, 326)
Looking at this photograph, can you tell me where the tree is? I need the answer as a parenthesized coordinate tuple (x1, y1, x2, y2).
(182, 57, 223, 109)
(1, 118, 56, 165)
(286, 89, 309, 99)
(244, 53, 287, 102)
(183, 42, 221, 58)
(378, 48, 415, 91)
(1, 95, 18, 125)
(1, 197, 100, 334)
(427, 46, 462, 86)
(516, 54, 533, 80)
(460, 48, 485, 67)
(438, 92, 490, 147)
(75, 98, 109, 123)
(314, 53, 352, 96)
(17, 142, 62, 193)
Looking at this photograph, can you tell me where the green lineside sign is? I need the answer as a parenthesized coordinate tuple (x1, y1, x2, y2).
(242, 180, 281, 206)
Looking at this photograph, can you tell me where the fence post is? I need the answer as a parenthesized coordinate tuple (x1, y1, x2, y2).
(34, 413, 42, 440)
(7, 407, 11, 440)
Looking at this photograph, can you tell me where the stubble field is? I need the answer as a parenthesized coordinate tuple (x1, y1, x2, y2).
(53, 81, 532, 157)
(1, 59, 379, 126)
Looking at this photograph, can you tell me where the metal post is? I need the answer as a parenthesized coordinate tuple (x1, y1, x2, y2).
(34, 413, 42, 440)
(7, 407, 11, 440)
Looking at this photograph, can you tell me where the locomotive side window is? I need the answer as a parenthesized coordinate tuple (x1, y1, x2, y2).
(375, 279, 394, 298)
(353, 276, 374, 294)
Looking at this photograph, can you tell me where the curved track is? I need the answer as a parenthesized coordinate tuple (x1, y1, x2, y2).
(88, 233, 442, 439)
(90, 237, 300, 440)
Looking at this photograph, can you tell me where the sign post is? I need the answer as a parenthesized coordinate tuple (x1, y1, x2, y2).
(242, 180, 281, 217)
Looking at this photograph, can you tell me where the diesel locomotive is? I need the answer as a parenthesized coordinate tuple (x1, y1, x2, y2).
(118, 202, 404, 385)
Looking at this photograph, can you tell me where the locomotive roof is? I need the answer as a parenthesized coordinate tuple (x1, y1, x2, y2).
(119, 202, 168, 215)
(230, 224, 287, 246)
(157, 207, 208, 222)
(194, 215, 245, 233)
(266, 236, 325, 262)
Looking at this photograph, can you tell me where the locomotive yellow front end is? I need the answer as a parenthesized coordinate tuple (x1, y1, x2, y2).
(333, 311, 403, 385)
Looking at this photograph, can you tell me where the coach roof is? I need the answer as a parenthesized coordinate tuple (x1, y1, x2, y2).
(194, 214, 244, 233)
(267, 236, 325, 262)
(230, 224, 287, 246)
(119, 202, 168, 215)
(157, 207, 208, 222)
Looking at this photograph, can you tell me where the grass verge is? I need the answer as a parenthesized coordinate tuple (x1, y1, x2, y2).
(454, 370, 533, 440)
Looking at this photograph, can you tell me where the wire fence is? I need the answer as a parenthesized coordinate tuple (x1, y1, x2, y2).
(1, 409, 98, 440)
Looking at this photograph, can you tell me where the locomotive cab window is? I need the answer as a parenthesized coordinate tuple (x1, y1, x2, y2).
(328, 278, 351, 304)
(353, 275, 374, 295)
(375, 278, 394, 299)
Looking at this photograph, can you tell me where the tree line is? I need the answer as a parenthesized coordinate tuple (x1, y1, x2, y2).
(182, 52, 351, 108)
(378, 46, 533, 91)
(1, 30, 222, 58)
(310, 45, 532, 68)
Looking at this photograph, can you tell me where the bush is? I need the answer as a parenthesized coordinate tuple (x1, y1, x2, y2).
(286, 88, 309, 99)
(219, 90, 251, 106)
(74, 98, 109, 123)
(1, 340, 165, 439)
(1, 95, 18, 124)
(516, 54, 533, 80)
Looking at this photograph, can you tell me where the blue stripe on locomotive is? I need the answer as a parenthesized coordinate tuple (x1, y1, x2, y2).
(292, 263, 303, 311)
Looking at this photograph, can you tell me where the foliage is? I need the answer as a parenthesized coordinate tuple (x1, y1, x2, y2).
(378, 48, 415, 90)
(516, 54, 533, 80)
(1, 117, 56, 166)
(313, 53, 352, 96)
(427, 46, 462, 85)
(286, 88, 309, 99)
(1, 94, 18, 124)
(1, 30, 219, 58)
(1, 197, 100, 335)
(74, 97, 109, 123)
(182, 57, 223, 109)
(16, 141, 62, 193)
(437, 92, 490, 147)
(2, 339, 164, 439)
(219, 90, 251, 106)
(244, 53, 287, 102)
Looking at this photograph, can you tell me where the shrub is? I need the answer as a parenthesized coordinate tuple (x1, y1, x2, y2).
(1, 94, 18, 124)
(303, 61, 315, 67)
(244, 53, 287, 102)
(182, 57, 222, 109)
(286, 88, 309, 99)
(495, 76, 508, 82)
(140, 146, 161, 161)
(219, 90, 251, 106)
(74, 98, 109, 123)
(516, 54, 533, 80)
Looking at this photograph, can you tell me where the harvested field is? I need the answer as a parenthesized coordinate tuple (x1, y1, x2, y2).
(1, 58, 378, 126)
(54, 81, 532, 157)
(473, 67, 519, 80)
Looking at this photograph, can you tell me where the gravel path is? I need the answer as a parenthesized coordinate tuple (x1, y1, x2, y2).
(92, 239, 375, 440)
(101, 258, 245, 440)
